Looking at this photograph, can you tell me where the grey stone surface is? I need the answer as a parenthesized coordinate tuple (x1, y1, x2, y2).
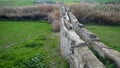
(75, 46, 105, 68)
(69, 8, 120, 68)
(60, 5, 105, 68)
(103, 48, 120, 68)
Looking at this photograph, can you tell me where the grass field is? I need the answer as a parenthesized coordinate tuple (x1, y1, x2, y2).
(85, 24, 120, 52)
(0, 0, 119, 6)
(79, 0, 119, 3)
(0, 0, 34, 6)
(0, 20, 68, 68)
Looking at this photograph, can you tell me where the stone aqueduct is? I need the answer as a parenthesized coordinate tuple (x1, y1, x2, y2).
(60, 4, 120, 68)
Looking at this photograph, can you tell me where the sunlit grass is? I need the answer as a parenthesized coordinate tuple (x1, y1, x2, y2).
(0, 0, 119, 7)
(0, 20, 68, 68)
(0, 0, 34, 6)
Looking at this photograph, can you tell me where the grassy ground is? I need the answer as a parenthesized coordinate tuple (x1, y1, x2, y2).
(85, 24, 120, 52)
(0, 0, 77, 6)
(0, 20, 68, 68)
(0, 0, 119, 6)
(56, 0, 119, 3)
(79, 0, 119, 3)
(0, 0, 34, 6)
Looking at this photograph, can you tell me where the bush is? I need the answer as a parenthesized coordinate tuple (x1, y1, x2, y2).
(0, 5, 59, 20)
(69, 2, 120, 24)
(51, 20, 60, 32)
(48, 10, 60, 23)
(48, 10, 60, 32)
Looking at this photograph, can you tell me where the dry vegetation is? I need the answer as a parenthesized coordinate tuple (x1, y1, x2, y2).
(69, 2, 120, 24)
(0, 4, 60, 31)
(0, 5, 59, 20)
(48, 10, 60, 32)
(0, 2, 120, 31)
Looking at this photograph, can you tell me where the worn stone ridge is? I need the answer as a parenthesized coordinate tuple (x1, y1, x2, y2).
(60, 4, 105, 68)
(60, 4, 120, 68)
(72, 20, 120, 67)
(73, 46, 105, 68)
(103, 48, 120, 67)
(69, 6, 120, 68)
(60, 19, 105, 68)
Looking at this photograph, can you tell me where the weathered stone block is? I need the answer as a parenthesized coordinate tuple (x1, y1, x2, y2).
(74, 46, 105, 68)
(103, 48, 120, 68)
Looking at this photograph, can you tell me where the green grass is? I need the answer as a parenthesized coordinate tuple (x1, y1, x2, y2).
(79, 0, 119, 3)
(0, 0, 34, 6)
(85, 24, 120, 52)
(56, 0, 119, 3)
(0, 20, 68, 68)
(0, 0, 119, 6)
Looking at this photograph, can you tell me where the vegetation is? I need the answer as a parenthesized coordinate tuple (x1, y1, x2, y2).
(0, 5, 59, 20)
(0, 0, 120, 68)
(85, 23, 120, 52)
(0, 0, 119, 7)
(0, 4, 60, 31)
(85, 23, 120, 68)
(70, 2, 120, 24)
(0, 0, 34, 6)
(0, 0, 79, 6)
(79, 0, 119, 3)
(0, 20, 68, 68)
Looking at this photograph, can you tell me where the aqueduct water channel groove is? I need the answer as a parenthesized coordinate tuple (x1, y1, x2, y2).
(60, 4, 120, 68)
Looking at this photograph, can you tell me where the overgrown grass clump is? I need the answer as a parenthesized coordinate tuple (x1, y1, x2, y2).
(14, 52, 48, 68)
(0, 20, 68, 68)
(23, 39, 44, 48)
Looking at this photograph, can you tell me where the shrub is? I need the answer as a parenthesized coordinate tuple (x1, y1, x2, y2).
(0, 5, 59, 20)
(51, 20, 60, 32)
(69, 2, 120, 24)
(48, 10, 60, 23)
(48, 10, 60, 32)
